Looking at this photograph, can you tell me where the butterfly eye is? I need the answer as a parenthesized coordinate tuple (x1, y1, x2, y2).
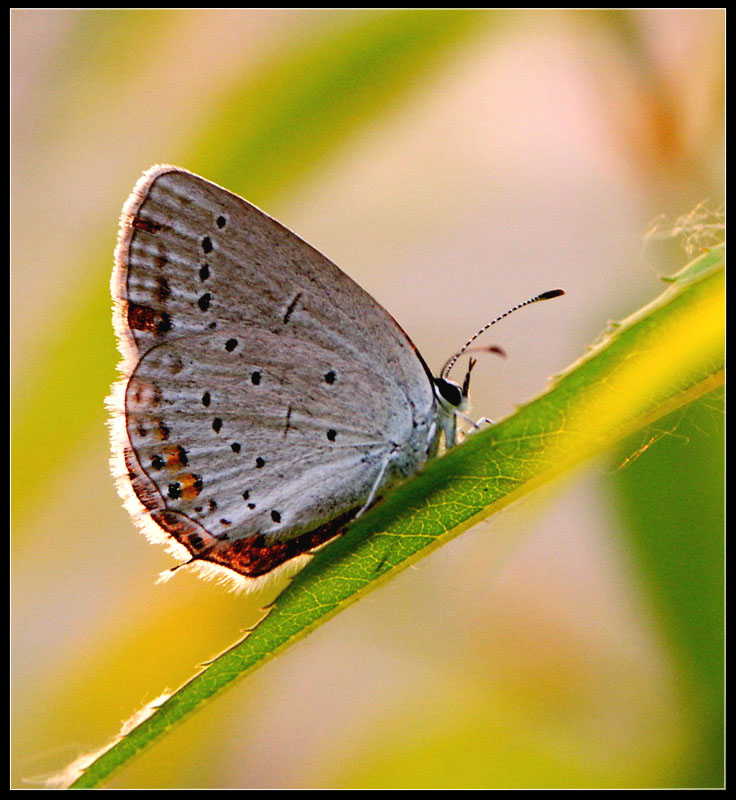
(434, 377, 463, 407)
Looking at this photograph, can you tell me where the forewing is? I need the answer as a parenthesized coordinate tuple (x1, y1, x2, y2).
(113, 165, 434, 406)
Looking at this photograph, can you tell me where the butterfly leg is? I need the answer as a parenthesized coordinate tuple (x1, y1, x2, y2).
(355, 452, 395, 518)
(454, 411, 494, 439)
(440, 412, 458, 449)
(426, 420, 437, 454)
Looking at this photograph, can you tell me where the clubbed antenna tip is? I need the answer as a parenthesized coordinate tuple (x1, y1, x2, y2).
(538, 289, 565, 300)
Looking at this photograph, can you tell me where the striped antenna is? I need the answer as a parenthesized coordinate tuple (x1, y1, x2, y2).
(441, 289, 564, 379)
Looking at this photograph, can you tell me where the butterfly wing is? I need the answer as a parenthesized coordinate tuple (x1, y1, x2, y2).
(110, 166, 438, 587)
(114, 165, 435, 394)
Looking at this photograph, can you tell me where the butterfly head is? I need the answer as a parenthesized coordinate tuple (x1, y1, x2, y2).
(433, 356, 476, 414)
(432, 289, 565, 449)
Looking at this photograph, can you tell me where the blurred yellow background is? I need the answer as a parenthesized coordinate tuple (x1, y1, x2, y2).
(11, 9, 723, 789)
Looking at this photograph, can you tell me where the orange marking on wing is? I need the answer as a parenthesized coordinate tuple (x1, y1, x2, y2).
(162, 443, 187, 469)
(131, 217, 163, 233)
(128, 303, 171, 334)
(152, 420, 171, 441)
(177, 472, 202, 501)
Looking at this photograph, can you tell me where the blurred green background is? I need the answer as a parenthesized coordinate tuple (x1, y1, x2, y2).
(11, 9, 723, 789)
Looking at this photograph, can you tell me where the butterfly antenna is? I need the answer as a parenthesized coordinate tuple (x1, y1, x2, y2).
(441, 289, 565, 379)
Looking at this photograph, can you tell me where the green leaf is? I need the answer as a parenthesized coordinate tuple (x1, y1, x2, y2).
(63, 246, 723, 789)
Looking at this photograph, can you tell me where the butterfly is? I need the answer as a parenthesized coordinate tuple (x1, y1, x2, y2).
(109, 165, 562, 591)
